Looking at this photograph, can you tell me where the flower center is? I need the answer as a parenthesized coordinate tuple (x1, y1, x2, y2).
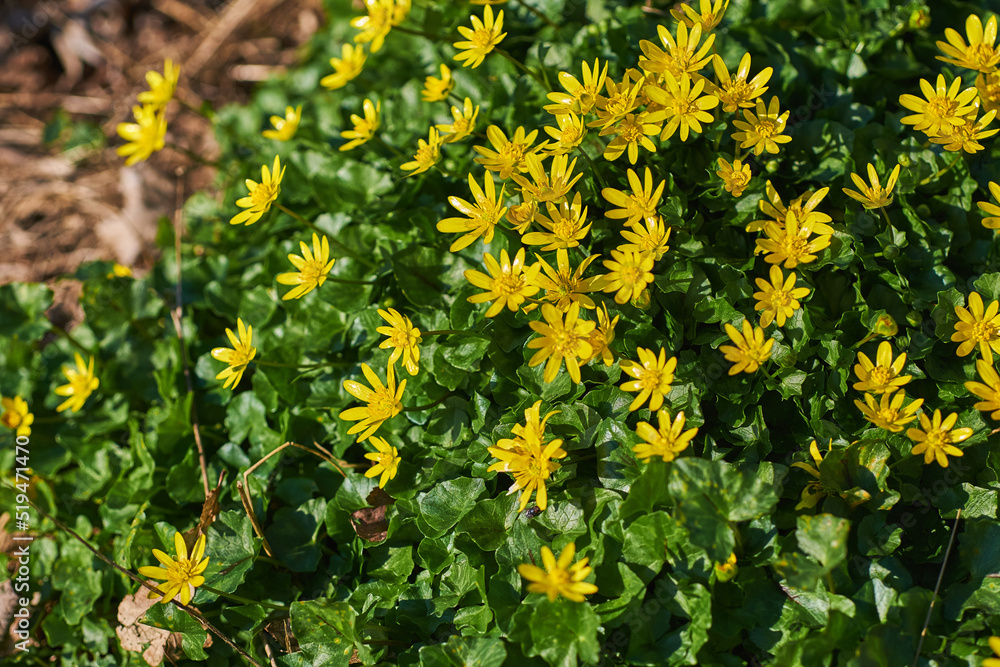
(577, 90, 596, 113)
(251, 183, 278, 207)
(606, 94, 634, 118)
(971, 43, 997, 69)
(500, 142, 527, 165)
(550, 327, 582, 356)
(561, 126, 580, 144)
(756, 119, 776, 138)
(868, 366, 894, 387)
(926, 95, 958, 120)
(637, 366, 663, 391)
(370, 392, 399, 421)
(766, 289, 792, 309)
(923, 429, 949, 449)
(376, 452, 395, 467)
(672, 96, 698, 117)
(877, 406, 899, 423)
(617, 120, 644, 142)
(973, 320, 998, 342)
(620, 265, 642, 286)
(415, 144, 437, 164)
(495, 271, 525, 296)
(471, 28, 493, 48)
(2, 412, 22, 429)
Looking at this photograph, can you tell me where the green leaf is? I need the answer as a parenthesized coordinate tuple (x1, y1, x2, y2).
(419, 635, 507, 667)
(417, 477, 486, 538)
(796, 514, 850, 568)
(513, 598, 601, 667)
(202, 510, 259, 598)
(457, 494, 518, 550)
(143, 603, 209, 660)
(290, 599, 372, 666)
(959, 519, 1000, 580)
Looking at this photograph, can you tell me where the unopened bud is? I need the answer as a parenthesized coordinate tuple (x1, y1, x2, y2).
(883, 244, 900, 260)
(908, 9, 930, 30)
(715, 553, 739, 582)
(874, 314, 898, 337)
(905, 310, 922, 327)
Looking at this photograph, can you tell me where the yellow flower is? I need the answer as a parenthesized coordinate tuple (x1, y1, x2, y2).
(854, 391, 923, 432)
(511, 153, 580, 204)
(619, 347, 677, 412)
(979, 181, 1000, 232)
(339, 362, 406, 442)
(602, 167, 666, 226)
(1, 397, 34, 437)
(488, 400, 565, 511)
(276, 233, 335, 300)
(230, 156, 285, 226)
(638, 21, 715, 78)
(474, 125, 544, 179)
(748, 181, 833, 234)
(953, 291, 1000, 362)
(670, 0, 730, 31)
(542, 112, 587, 155)
(715, 552, 739, 581)
(453, 4, 506, 69)
(930, 105, 999, 153)
(376, 308, 422, 376)
(720, 320, 774, 375)
(632, 409, 696, 462)
(465, 247, 541, 317)
(116, 104, 167, 166)
(531, 249, 604, 311)
(602, 248, 655, 305)
(523, 192, 591, 250)
(422, 63, 454, 102)
(756, 211, 832, 268)
(853, 341, 911, 395)
(108, 263, 133, 278)
(262, 105, 302, 141)
(321, 43, 367, 90)
(790, 439, 828, 510)
(436, 97, 480, 143)
(437, 171, 507, 251)
(518, 543, 598, 602)
(986, 637, 1000, 667)
(843, 163, 901, 209)
(935, 14, 1000, 73)
(965, 359, 1000, 420)
(544, 59, 608, 116)
(583, 303, 619, 366)
(619, 216, 672, 262)
(899, 74, 979, 138)
(715, 157, 752, 196)
(906, 409, 973, 468)
(351, 0, 409, 53)
(977, 71, 1000, 114)
(506, 198, 538, 235)
(54, 353, 99, 413)
(598, 112, 659, 164)
(589, 74, 643, 130)
(210, 319, 256, 390)
(753, 265, 809, 327)
(645, 72, 719, 141)
(364, 436, 400, 488)
(710, 53, 772, 113)
(137, 59, 180, 108)
(527, 303, 595, 383)
(470, 0, 508, 4)
(138, 532, 209, 606)
(340, 99, 380, 152)
(731, 96, 792, 155)
(401, 126, 443, 176)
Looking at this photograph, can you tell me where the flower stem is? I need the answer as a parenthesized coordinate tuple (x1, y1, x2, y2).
(495, 48, 547, 87)
(375, 135, 404, 158)
(918, 154, 961, 186)
(200, 585, 288, 610)
(256, 360, 353, 369)
(514, 0, 560, 28)
(403, 392, 453, 412)
(276, 204, 377, 269)
(423, 329, 490, 339)
(54, 327, 97, 358)
(393, 24, 449, 42)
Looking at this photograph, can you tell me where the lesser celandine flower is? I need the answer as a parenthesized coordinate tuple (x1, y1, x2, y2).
(753, 265, 809, 327)
(474, 125, 543, 179)
(527, 303, 595, 384)
(321, 44, 367, 90)
(340, 99, 380, 152)
(602, 248, 654, 305)
(645, 72, 719, 141)
(436, 98, 479, 143)
(906, 409, 973, 468)
(731, 96, 792, 155)
(899, 74, 979, 138)
(638, 21, 715, 78)
(977, 72, 1000, 114)
(632, 409, 697, 463)
(277, 233, 335, 300)
(453, 4, 506, 69)
(55, 353, 99, 413)
(532, 249, 604, 311)
(599, 111, 660, 163)
(524, 193, 591, 250)
(790, 439, 828, 509)
(711, 53, 772, 112)
(720, 320, 774, 375)
(230, 156, 285, 226)
(985, 637, 1000, 667)
(437, 171, 507, 251)
(401, 127, 443, 176)
(589, 74, 642, 130)
(854, 390, 923, 432)
(137, 59, 180, 108)
(364, 436, 400, 488)
(511, 153, 580, 203)
(716, 157, 752, 197)
(138, 532, 208, 606)
(952, 291, 1000, 362)
(109, 263, 133, 278)
(584, 303, 619, 366)
(873, 314, 898, 337)
(619, 347, 677, 412)
(843, 163, 901, 209)
(422, 63, 454, 102)
(931, 106, 999, 153)
(979, 181, 1000, 231)
(506, 199, 538, 235)
(671, 0, 730, 31)
(543, 112, 587, 155)
(465, 248, 541, 317)
(619, 216, 671, 262)
(351, 0, 409, 53)
(262, 105, 301, 141)
(488, 401, 565, 511)
(339, 362, 405, 442)
(602, 167, 665, 226)
(853, 342, 911, 394)
(211, 319, 256, 390)
(544, 59, 608, 116)
(1, 397, 33, 437)
(757, 211, 832, 268)
(376, 308, 422, 376)
(749, 181, 833, 234)
(116, 104, 167, 166)
(935, 14, 1000, 73)
(518, 543, 598, 602)
(966, 360, 1000, 421)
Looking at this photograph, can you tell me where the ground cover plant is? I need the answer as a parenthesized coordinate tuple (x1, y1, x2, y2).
(3, 0, 1000, 664)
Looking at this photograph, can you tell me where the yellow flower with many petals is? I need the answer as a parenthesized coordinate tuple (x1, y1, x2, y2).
(376, 308, 422, 376)
(116, 104, 167, 166)
(364, 436, 400, 488)
(619, 347, 677, 412)
(321, 44, 367, 90)
(906, 409, 973, 467)
(977, 72, 1000, 115)
(589, 74, 643, 130)
(488, 401, 565, 510)
(542, 112, 587, 155)
(511, 153, 580, 204)
(465, 248, 541, 317)
(790, 439, 828, 510)
(474, 125, 544, 179)
(710, 53, 772, 113)
(210, 319, 256, 390)
(720, 320, 774, 375)
(339, 362, 405, 442)
(600, 112, 660, 164)
(671, 0, 730, 31)
(584, 303, 619, 367)
(930, 106, 999, 153)
(531, 249, 603, 311)
(716, 157, 752, 197)
(55, 353, 99, 413)
(899, 74, 979, 138)
(731, 96, 791, 155)
(138, 532, 208, 606)
(507, 199, 538, 235)
(527, 303, 595, 383)
(854, 390, 923, 432)
(518, 543, 598, 602)
(639, 21, 715, 78)
(422, 63, 454, 102)
(262, 105, 301, 141)
(632, 409, 696, 463)
(437, 171, 507, 251)
(953, 291, 1000, 362)
(544, 59, 608, 116)
(523, 193, 591, 251)
(341, 99, 380, 152)
(853, 341, 911, 395)
(277, 233, 335, 300)
(1, 397, 33, 437)
(619, 216, 672, 262)
(137, 59, 180, 108)
(756, 211, 831, 268)
(748, 181, 833, 234)
(843, 163, 901, 209)
(436, 98, 479, 143)
(453, 4, 506, 69)
(935, 14, 1000, 73)
(401, 126, 444, 176)
(602, 167, 665, 226)
(979, 181, 1000, 232)
(351, 0, 409, 53)
(645, 72, 719, 142)
(753, 265, 809, 327)
(602, 248, 654, 305)
(230, 156, 284, 226)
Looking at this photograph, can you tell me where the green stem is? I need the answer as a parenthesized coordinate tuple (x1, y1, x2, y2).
(200, 585, 288, 610)
(514, 0, 560, 28)
(495, 48, 546, 87)
(54, 327, 96, 358)
(423, 329, 490, 339)
(403, 392, 453, 412)
(328, 277, 379, 285)
(878, 206, 897, 236)
(276, 204, 376, 268)
(375, 135, 404, 159)
(579, 146, 607, 190)
(164, 142, 219, 168)
(918, 154, 961, 186)
(394, 24, 450, 42)
(256, 360, 353, 369)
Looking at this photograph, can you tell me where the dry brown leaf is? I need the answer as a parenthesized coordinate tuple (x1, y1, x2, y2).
(115, 591, 170, 666)
(350, 487, 395, 543)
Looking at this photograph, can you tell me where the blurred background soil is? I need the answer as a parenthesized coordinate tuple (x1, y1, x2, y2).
(0, 0, 324, 322)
